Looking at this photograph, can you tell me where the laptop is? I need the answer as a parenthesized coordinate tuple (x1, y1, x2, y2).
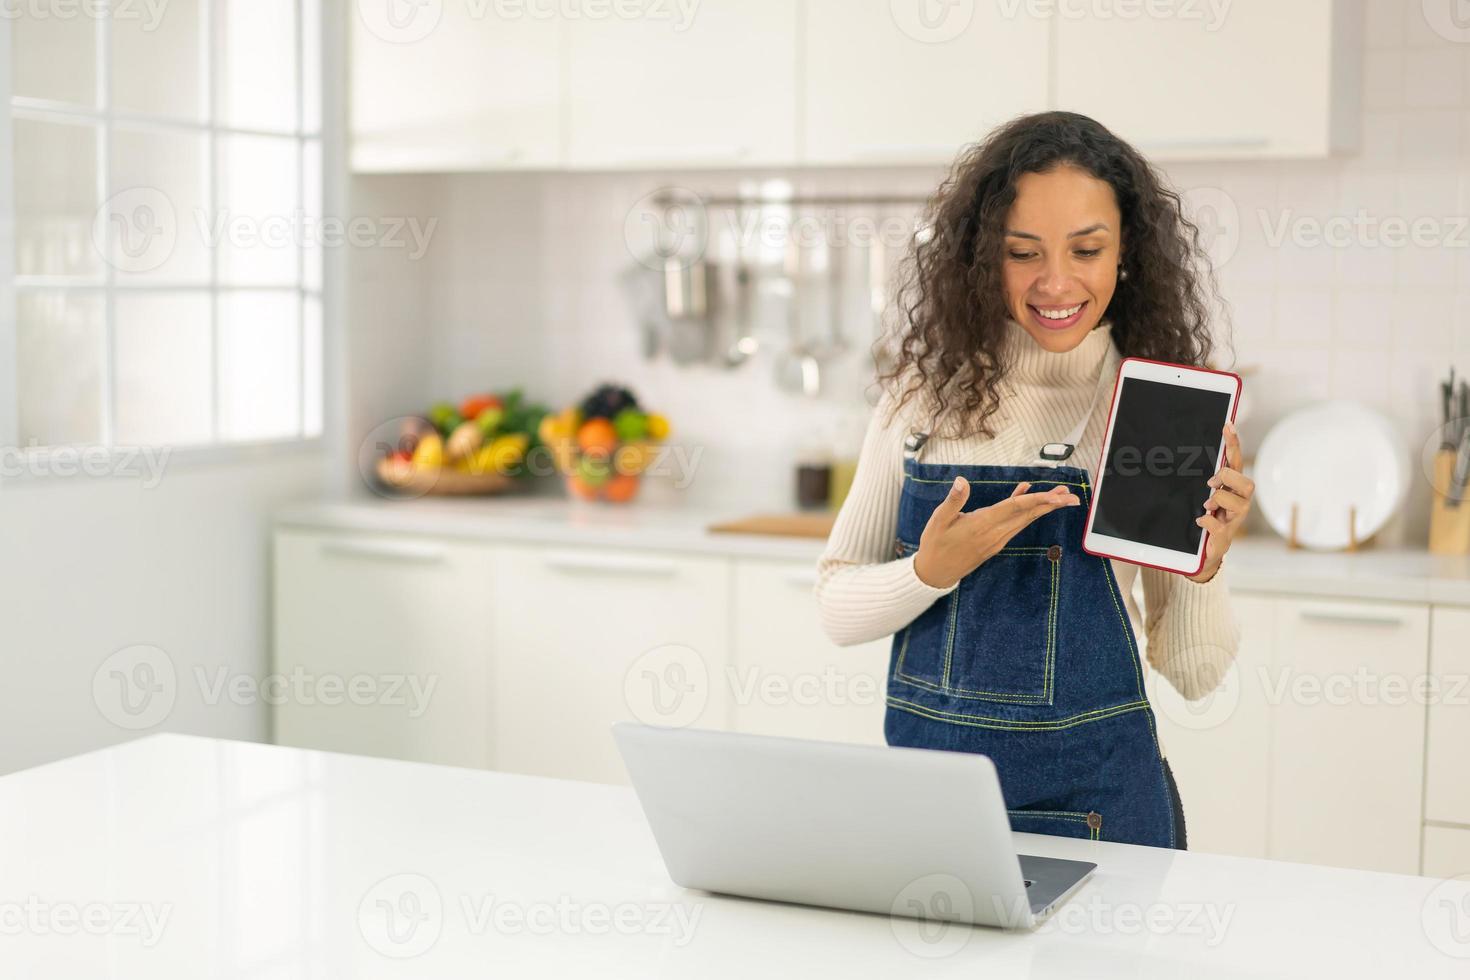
(612, 723, 1096, 929)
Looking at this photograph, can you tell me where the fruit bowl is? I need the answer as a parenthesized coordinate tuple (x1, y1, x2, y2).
(540, 384, 670, 504)
(370, 390, 548, 498)
(374, 457, 516, 496)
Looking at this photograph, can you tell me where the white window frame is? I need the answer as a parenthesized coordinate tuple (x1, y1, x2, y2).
(0, 0, 343, 471)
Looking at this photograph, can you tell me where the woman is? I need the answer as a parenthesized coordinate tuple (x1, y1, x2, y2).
(816, 111, 1254, 850)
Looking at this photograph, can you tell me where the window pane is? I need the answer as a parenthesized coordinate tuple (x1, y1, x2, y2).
(303, 296, 322, 437)
(112, 0, 206, 120)
(13, 10, 96, 106)
(302, 0, 322, 134)
(16, 291, 104, 446)
(217, 135, 300, 286)
(114, 293, 213, 446)
(219, 0, 297, 132)
(14, 119, 100, 279)
(109, 127, 210, 283)
(303, 140, 323, 292)
(218, 291, 301, 442)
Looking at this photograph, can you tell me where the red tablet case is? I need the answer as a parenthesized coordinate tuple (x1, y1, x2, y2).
(1080, 356, 1243, 577)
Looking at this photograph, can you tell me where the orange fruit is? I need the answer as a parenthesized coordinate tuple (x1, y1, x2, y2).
(603, 473, 640, 503)
(567, 473, 600, 500)
(577, 417, 619, 454)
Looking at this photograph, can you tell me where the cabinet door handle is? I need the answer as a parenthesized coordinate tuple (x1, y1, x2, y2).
(1297, 607, 1406, 627)
(543, 551, 679, 578)
(320, 539, 447, 565)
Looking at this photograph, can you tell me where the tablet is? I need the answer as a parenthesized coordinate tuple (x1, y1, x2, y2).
(1082, 357, 1242, 576)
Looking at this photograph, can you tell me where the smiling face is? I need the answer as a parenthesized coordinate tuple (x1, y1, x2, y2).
(1001, 164, 1123, 353)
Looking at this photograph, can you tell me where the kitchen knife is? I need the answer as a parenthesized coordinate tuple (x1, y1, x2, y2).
(1450, 429, 1470, 508)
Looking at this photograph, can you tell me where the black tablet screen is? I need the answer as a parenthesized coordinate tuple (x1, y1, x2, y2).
(1094, 376, 1233, 554)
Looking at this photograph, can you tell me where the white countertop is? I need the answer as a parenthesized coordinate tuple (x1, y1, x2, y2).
(4, 734, 1466, 978)
(275, 496, 1470, 605)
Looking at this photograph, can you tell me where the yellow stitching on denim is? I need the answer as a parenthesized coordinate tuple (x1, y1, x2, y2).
(1005, 809, 1102, 840)
(895, 671, 1047, 703)
(1009, 810, 1087, 819)
(1045, 554, 1059, 700)
(885, 696, 1148, 730)
(942, 577, 959, 687)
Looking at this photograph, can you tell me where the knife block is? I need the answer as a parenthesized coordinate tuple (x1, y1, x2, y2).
(1428, 448, 1470, 555)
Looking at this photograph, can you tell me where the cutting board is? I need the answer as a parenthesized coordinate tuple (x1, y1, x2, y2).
(707, 512, 837, 539)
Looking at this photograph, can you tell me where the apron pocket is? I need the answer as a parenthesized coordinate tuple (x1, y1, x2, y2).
(890, 539, 959, 690)
(1008, 808, 1103, 841)
(943, 546, 1062, 704)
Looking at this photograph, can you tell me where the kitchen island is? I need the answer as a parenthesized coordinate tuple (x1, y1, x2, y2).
(3, 734, 1466, 978)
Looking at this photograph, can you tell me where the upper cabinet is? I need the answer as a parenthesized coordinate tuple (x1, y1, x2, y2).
(801, 0, 1049, 166)
(1053, 0, 1361, 160)
(564, 0, 798, 168)
(351, 3, 562, 172)
(348, 0, 1363, 172)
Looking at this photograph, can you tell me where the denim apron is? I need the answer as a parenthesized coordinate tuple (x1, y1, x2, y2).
(884, 365, 1180, 848)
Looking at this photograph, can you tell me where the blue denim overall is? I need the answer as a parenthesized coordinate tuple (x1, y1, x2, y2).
(884, 373, 1180, 849)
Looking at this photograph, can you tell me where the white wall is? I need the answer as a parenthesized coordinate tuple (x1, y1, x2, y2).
(0, 455, 324, 774)
(348, 0, 1470, 540)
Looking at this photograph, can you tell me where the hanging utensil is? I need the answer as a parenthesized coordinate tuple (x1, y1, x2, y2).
(774, 232, 822, 397)
(1442, 370, 1456, 449)
(664, 256, 714, 365)
(620, 262, 668, 360)
(806, 231, 849, 362)
(869, 209, 898, 376)
(718, 202, 758, 367)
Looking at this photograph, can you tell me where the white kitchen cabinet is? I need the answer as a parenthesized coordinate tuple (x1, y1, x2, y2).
(1423, 825, 1470, 879)
(730, 558, 890, 745)
(1148, 594, 1274, 859)
(1268, 597, 1428, 874)
(801, 0, 1049, 166)
(489, 545, 731, 784)
(562, 0, 798, 168)
(351, 2, 562, 172)
(1053, 0, 1361, 160)
(1425, 607, 1470, 826)
(272, 530, 495, 768)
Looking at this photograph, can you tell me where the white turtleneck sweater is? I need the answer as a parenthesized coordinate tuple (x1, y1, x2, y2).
(816, 319, 1239, 705)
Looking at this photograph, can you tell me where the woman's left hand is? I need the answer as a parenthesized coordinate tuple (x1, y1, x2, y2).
(1190, 420, 1253, 583)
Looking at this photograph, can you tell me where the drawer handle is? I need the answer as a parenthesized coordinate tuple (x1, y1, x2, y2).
(543, 552, 678, 577)
(1298, 608, 1406, 627)
(319, 540, 447, 564)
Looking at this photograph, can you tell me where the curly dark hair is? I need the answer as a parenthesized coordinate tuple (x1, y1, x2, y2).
(881, 110, 1225, 436)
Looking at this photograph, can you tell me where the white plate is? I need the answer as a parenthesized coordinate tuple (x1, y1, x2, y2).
(1253, 401, 1407, 550)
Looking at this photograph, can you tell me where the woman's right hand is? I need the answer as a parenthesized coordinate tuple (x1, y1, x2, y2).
(912, 476, 1081, 589)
